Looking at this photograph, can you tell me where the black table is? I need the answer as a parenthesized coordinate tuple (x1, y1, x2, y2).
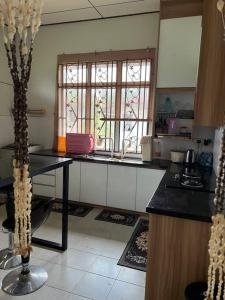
(0, 150, 73, 251)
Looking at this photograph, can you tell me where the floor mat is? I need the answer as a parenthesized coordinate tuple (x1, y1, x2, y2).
(95, 209, 139, 226)
(118, 219, 148, 271)
(51, 199, 93, 217)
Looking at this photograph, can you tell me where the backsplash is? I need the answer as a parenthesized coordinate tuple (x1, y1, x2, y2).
(153, 126, 215, 160)
(213, 127, 223, 175)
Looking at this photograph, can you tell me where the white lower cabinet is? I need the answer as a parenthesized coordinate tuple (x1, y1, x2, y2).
(54, 159, 165, 212)
(107, 165, 137, 211)
(32, 171, 56, 198)
(80, 162, 107, 206)
(56, 161, 81, 201)
(136, 169, 165, 213)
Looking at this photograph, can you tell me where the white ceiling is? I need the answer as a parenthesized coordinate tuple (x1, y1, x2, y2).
(41, 0, 160, 25)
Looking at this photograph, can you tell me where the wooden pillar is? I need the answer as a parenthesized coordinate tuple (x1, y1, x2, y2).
(145, 214, 211, 300)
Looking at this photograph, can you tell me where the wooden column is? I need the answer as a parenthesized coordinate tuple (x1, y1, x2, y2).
(195, 0, 225, 127)
(145, 214, 211, 300)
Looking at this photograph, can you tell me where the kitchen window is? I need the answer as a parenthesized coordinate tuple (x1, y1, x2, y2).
(56, 49, 155, 155)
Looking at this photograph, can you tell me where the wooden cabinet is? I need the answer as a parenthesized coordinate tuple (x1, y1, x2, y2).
(136, 169, 165, 213)
(195, 0, 225, 127)
(157, 16, 202, 88)
(107, 165, 137, 211)
(56, 161, 81, 201)
(145, 214, 210, 300)
(80, 162, 107, 206)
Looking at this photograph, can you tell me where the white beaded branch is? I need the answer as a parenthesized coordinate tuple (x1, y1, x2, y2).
(0, 0, 43, 255)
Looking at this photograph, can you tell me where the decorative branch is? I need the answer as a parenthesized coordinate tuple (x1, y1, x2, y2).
(205, 124, 225, 299)
(0, 0, 43, 256)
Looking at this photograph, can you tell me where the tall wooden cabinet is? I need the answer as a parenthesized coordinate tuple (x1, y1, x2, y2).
(195, 0, 225, 127)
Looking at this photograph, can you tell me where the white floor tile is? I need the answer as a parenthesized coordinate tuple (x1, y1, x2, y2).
(107, 280, 145, 300)
(52, 248, 98, 271)
(67, 294, 90, 300)
(72, 272, 115, 300)
(0, 285, 70, 300)
(117, 267, 146, 287)
(31, 246, 61, 264)
(89, 256, 121, 279)
(46, 263, 86, 292)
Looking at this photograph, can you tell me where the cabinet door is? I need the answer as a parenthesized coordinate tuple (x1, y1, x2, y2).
(80, 162, 107, 206)
(56, 161, 81, 201)
(32, 171, 56, 198)
(136, 169, 165, 213)
(107, 165, 136, 211)
(157, 16, 202, 88)
(195, 0, 225, 127)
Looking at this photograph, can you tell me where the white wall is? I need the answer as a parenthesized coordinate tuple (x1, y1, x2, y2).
(26, 13, 159, 148)
(0, 39, 14, 147)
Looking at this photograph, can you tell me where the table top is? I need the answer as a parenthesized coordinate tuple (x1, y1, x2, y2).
(0, 150, 73, 188)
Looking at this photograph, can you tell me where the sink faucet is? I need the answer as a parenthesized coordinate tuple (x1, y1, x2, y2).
(121, 138, 132, 159)
(97, 136, 114, 158)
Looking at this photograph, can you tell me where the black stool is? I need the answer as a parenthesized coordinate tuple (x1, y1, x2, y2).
(185, 282, 207, 300)
(1, 196, 53, 296)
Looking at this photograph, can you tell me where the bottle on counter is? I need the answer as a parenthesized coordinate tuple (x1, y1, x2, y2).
(154, 140, 162, 158)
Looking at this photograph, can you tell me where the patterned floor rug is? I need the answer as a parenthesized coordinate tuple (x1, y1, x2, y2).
(118, 219, 149, 271)
(51, 199, 93, 217)
(95, 209, 139, 226)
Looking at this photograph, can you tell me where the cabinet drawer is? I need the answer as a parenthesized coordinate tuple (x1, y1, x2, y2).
(33, 184, 55, 198)
(33, 174, 55, 186)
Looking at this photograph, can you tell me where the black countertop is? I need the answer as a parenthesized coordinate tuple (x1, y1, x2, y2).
(0, 150, 72, 188)
(146, 163, 216, 223)
(30, 149, 216, 223)
(30, 149, 170, 170)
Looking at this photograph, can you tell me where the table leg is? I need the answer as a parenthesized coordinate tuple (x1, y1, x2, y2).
(32, 165, 70, 252)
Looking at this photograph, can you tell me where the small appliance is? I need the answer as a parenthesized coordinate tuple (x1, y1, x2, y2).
(66, 133, 94, 154)
(180, 167, 204, 189)
(184, 149, 195, 166)
(140, 136, 152, 162)
(170, 150, 185, 163)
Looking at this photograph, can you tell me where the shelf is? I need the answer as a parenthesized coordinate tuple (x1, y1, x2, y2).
(100, 118, 152, 122)
(156, 133, 192, 140)
(12, 108, 46, 117)
(156, 87, 196, 93)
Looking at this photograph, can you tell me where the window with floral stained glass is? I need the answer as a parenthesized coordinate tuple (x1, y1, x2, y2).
(57, 49, 155, 155)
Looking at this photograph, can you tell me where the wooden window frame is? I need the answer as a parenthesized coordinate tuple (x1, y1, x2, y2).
(55, 49, 156, 156)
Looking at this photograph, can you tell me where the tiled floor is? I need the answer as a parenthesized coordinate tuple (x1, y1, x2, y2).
(0, 206, 146, 300)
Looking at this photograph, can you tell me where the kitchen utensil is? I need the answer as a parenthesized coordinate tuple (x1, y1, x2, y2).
(168, 118, 177, 134)
(184, 149, 195, 166)
(198, 152, 213, 168)
(170, 150, 185, 163)
(176, 110, 194, 119)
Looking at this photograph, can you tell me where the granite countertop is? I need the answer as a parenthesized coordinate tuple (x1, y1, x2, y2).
(0, 150, 72, 188)
(31, 149, 216, 223)
(31, 149, 170, 170)
(146, 163, 216, 223)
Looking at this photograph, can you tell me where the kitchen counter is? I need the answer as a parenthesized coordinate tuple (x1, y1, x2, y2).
(0, 150, 72, 188)
(146, 163, 216, 223)
(31, 149, 170, 170)
(145, 163, 215, 300)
